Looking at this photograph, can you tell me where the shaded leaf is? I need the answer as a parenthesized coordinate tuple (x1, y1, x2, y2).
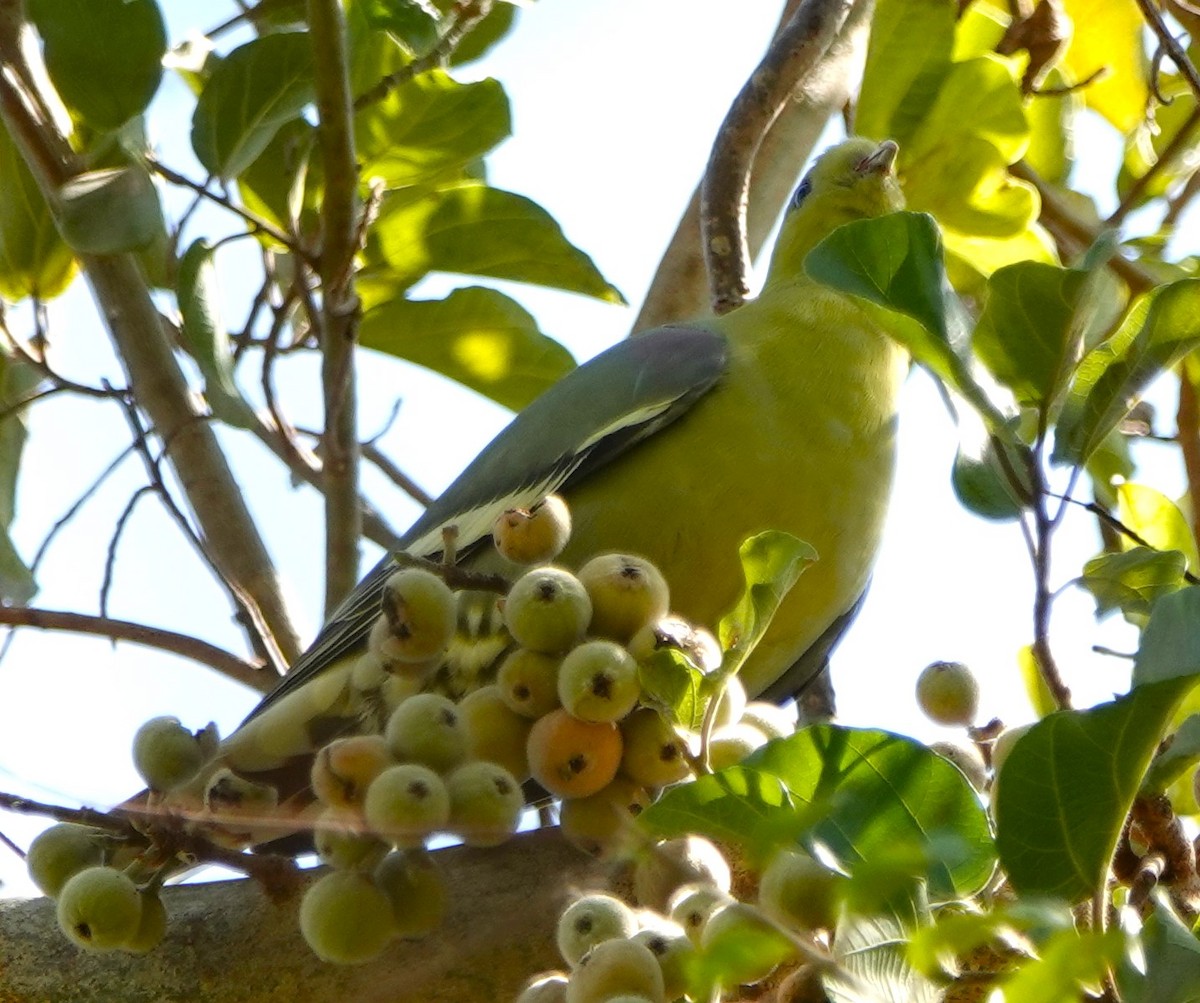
(358, 285, 574, 411)
(1141, 714, 1200, 796)
(951, 413, 1029, 521)
(1134, 586, 1200, 686)
(0, 126, 74, 300)
(434, 0, 518, 65)
(369, 183, 624, 302)
(1117, 896, 1200, 1003)
(237, 118, 315, 236)
(28, 0, 165, 130)
(1081, 547, 1188, 620)
(1001, 927, 1126, 1003)
(57, 167, 165, 255)
(638, 646, 706, 732)
(192, 32, 315, 179)
(362, 0, 440, 52)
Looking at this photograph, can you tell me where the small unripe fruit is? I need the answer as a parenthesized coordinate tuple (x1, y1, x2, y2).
(931, 741, 988, 792)
(991, 723, 1032, 775)
(497, 648, 562, 718)
(203, 768, 279, 831)
(504, 567, 592, 653)
(632, 926, 695, 1001)
(739, 701, 797, 739)
(314, 809, 390, 871)
(621, 708, 693, 787)
(634, 836, 732, 912)
(56, 866, 142, 951)
(445, 760, 524, 847)
(758, 848, 842, 931)
(628, 616, 722, 673)
(124, 891, 167, 953)
(557, 893, 638, 967)
(374, 849, 446, 938)
(916, 661, 980, 727)
(578, 553, 670, 643)
(364, 763, 450, 847)
(131, 716, 209, 791)
(311, 735, 393, 808)
(667, 883, 725, 941)
(515, 972, 570, 1003)
(377, 567, 457, 663)
(26, 823, 108, 898)
(557, 640, 640, 723)
(707, 722, 769, 771)
(367, 619, 442, 678)
(565, 938, 666, 1003)
(527, 708, 622, 798)
(558, 777, 651, 857)
(700, 901, 794, 986)
(384, 693, 467, 772)
(458, 684, 533, 780)
(299, 870, 395, 964)
(493, 495, 572, 565)
(711, 676, 747, 729)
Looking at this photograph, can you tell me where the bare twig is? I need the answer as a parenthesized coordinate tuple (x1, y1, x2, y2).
(0, 606, 268, 691)
(1105, 106, 1200, 228)
(362, 440, 434, 508)
(0, 791, 138, 834)
(701, 0, 859, 313)
(100, 484, 154, 620)
(1135, 0, 1200, 100)
(0, 826, 23, 859)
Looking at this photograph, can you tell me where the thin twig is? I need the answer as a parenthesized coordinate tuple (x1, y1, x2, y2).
(354, 0, 496, 110)
(0, 606, 268, 691)
(362, 440, 434, 507)
(1025, 442, 1072, 709)
(1105, 106, 1200, 227)
(0, 791, 138, 835)
(0, 826, 24, 859)
(1135, 0, 1200, 101)
(100, 484, 153, 620)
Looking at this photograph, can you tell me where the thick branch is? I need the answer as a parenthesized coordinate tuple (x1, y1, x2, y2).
(0, 606, 270, 692)
(307, 0, 363, 614)
(0, 24, 302, 668)
(700, 0, 858, 314)
(0, 829, 617, 1003)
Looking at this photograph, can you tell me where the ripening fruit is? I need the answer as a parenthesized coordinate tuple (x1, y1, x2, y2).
(311, 735, 393, 808)
(667, 883, 725, 942)
(315, 809, 391, 871)
(931, 741, 988, 793)
(707, 722, 769, 771)
(758, 848, 842, 931)
(373, 849, 447, 938)
(384, 693, 467, 772)
(915, 661, 980, 727)
(503, 566, 592, 653)
(558, 777, 651, 857)
(557, 640, 641, 723)
(498, 648, 562, 719)
(634, 836, 732, 912)
(620, 708, 693, 787)
(56, 866, 143, 951)
(493, 495, 572, 565)
(556, 892, 639, 967)
(124, 890, 168, 953)
(26, 823, 108, 898)
(700, 901, 795, 987)
(565, 937, 667, 1003)
(516, 972, 570, 1003)
(203, 768, 279, 822)
(458, 684, 533, 780)
(577, 553, 670, 643)
(364, 763, 450, 848)
(628, 616, 722, 673)
(445, 760, 524, 847)
(377, 567, 457, 663)
(131, 716, 209, 791)
(632, 926, 695, 1001)
(991, 723, 1032, 775)
(299, 870, 395, 964)
(739, 701, 797, 740)
(527, 708, 622, 799)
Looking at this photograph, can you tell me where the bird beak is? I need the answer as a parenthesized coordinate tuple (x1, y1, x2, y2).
(856, 140, 899, 175)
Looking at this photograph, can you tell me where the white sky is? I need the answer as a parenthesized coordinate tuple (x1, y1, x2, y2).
(0, 2, 1176, 896)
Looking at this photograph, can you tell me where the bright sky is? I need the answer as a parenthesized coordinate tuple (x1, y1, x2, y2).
(0, 2, 1171, 897)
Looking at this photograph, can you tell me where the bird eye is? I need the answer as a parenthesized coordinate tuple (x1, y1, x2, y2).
(788, 174, 813, 212)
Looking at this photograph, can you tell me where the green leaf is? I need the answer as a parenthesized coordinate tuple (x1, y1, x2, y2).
(1053, 279, 1200, 466)
(356, 71, 510, 188)
(237, 118, 315, 236)
(1134, 587, 1200, 686)
(368, 183, 624, 302)
(856, 0, 954, 146)
(641, 726, 995, 899)
(637, 646, 707, 731)
(908, 900, 1074, 979)
(973, 262, 1090, 409)
(358, 285, 574, 411)
(1118, 897, 1200, 1002)
(176, 240, 256, 430)
(1117, 482, 1199, 572)
(0, 355, 38, 603)
(56, 167, 165, 255)
(192, 32, 315, 180)
(951, 416, 1029, 521)
(716, 531, 816, 677)
(0, 126, 74, 300)
(826, 912, 941, 1003)
(1061, 0, 1149, 134)
(434, 0, 518, 65)
(1001, 927, 1127, 1003)
(1141, 714, 1200, 795)
(362, 0, 441, 52)
(1080, 547, 1188, 620)
(994, 679, 1196, 901)
(1119, 79, 1198, 207)
(28, 0, 165, 130)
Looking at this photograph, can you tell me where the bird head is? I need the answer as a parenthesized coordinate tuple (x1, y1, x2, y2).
(766, 137, 904, 281)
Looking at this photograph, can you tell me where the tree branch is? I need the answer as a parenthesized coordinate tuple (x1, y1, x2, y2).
(700, 0, 859, 314)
